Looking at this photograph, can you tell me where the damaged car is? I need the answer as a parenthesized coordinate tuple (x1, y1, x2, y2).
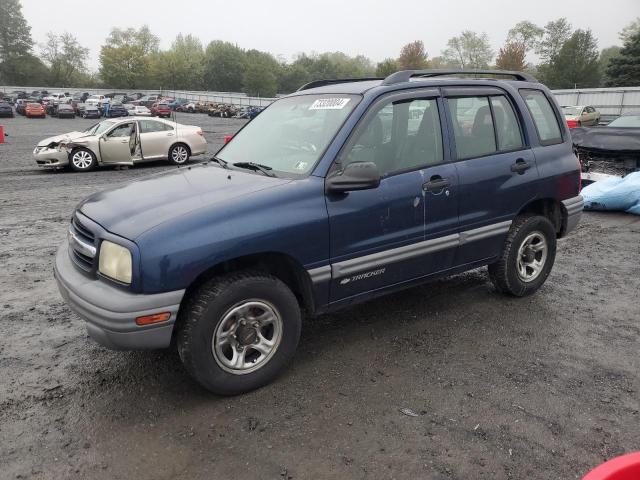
(571, 113, 640, 178)
(33, 117, 207, 172)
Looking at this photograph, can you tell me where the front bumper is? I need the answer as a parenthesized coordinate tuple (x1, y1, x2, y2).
(54, 243, 185, 350)
(33, 146, 69, 168)
(562, 195, 584, 235)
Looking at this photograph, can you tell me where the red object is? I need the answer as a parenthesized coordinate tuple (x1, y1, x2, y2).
(567, 119, 579, 129)
(0, 125, 4, 144)
(224, 135, 233, 144)
(583, 452, 640, 480)
(150, 102, 171, 118)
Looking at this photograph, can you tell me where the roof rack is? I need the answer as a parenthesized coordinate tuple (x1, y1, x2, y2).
(382, 69, 538, 85)
(297, 77, 383, 92)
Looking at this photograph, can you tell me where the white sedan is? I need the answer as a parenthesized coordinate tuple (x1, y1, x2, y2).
(131, 105, 152, 116)
(33, 117, 208, 171)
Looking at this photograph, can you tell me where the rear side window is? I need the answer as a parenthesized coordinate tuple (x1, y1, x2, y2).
(447, 97, 496, 159)
(490, 96, 523, 151)
(520, 89, 562, 145)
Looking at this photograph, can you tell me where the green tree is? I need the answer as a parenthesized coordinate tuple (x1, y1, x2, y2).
(152, 34, 204, 90)
(0, 0, 38, 84)
(619, 18, 640, 43)
(397, 40, 428, 69)
(537, 18, 572, 62)
(606, 31, 640, 87)
(599, 46, 621, 84)
(443, 31, 493, 68)
(507, 20, 543, 54)
(376, 58, 398, 77)
(99, 26, 159, 89)
(243, 49, 280, 97)
(1, 54, 48, 85)
(203, 40, 246, 91)
(278, 62, 311, 93)
(495, 41, 526, 71)
(545, 29, 601, 88)
(40, 32, 89, 87)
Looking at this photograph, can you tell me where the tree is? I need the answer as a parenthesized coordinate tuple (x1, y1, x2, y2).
(278, 62, 311, 93)
(537, 18, 572, 62)
(397, 40, 428, 69)
(507, 21, 543, 54)
(619, 18, 640, 43)
(545, 29, 601, 88)
(443, 31, 493, 68)
(151, 34, 204, 90)
(99, 26, 159, 89)
(203, 41, 246, 92)
(599, 46, 622, 84)
(40, 32, 89, 86)
(243, 49, 280, 97)
(0, 0, 37, 84)
(606, 31, 640, 87)
(376, 58, 398, 77)
(495, 41, 526, 71)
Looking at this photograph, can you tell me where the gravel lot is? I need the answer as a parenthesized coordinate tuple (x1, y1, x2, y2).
(1, 113, 639, 480)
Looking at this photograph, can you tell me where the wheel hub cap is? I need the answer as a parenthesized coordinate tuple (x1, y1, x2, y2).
(516, 231, 548, 283)
(212, 300, 283, 375)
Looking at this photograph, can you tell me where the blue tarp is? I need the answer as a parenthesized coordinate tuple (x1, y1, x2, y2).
(582, 171, 640, 215)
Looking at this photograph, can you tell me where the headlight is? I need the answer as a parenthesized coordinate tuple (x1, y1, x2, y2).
(99, 241, 132, 284)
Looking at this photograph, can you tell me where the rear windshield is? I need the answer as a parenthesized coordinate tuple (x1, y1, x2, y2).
(562, 106, 582, 116)
(217, 94, 361, 176)
(608, 115, 640, 127)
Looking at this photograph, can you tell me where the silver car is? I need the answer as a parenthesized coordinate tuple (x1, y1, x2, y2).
(33, 117, 208, 171)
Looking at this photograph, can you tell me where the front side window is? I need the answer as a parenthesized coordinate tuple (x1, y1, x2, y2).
(108, 123, 134, 138)
(447, 96, 496, 159)
(341, 97, 443, 176)
(520, 89, 562, 145)
(217, 94, 360, 176)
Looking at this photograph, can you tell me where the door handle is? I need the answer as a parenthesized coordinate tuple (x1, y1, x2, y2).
(167, 133, 174, 136)
(510, 159, 530, 174)
(423, 176, 450, 192)
(120, 139, 128, 144)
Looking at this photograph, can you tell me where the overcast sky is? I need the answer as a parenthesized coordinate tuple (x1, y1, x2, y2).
(21, 0, 639, 70)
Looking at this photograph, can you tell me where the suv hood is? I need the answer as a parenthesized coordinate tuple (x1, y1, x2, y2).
(38, 131, 90, 147)
(78, 164, 292, 240)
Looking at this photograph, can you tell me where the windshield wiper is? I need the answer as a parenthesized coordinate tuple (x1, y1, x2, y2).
(232, 162, 276, 177)
(210, 155, 229, 169)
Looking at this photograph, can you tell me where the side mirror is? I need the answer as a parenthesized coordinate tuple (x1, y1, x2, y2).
(326, 161, 381, 194)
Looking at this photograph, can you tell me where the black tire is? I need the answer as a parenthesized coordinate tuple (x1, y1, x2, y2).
(177, 272, 302, 395)
(69, 147, 97, 172)
(488, 215, 556, 297)
(168, 143, 190, 165)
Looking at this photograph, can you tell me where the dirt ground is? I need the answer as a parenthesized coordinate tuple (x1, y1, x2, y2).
(0, 113, 639, 480)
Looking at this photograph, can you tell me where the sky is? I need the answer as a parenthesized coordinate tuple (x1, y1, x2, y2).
(21, 0, 640, 70)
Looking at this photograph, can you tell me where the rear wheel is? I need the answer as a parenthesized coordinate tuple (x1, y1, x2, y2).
(69, 148, 97, 172)
(177, 272, 302, 395)
(488, 215, 556, 296)
(168, 143, 190, 165)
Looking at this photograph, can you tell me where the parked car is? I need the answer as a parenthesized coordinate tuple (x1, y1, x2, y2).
(562, 105, 601, 128)
(123, 103, 136, 115)
(79, 104, 101, 119)
(135, 95, 161, 107)
(168, 98, 189, 110)
(150, 102, 171, 118)
(25, 102, 46, 118)
(572, 112, 640, 177)
(131, 105, 152, 116)
(50, 69, 583, 395)
(34, 117, 207, 171)
(15, 99, 28, 115)
(85, 95, 105, 106)
(105, 101, 128, 118)
(0, 101, 14, 117)
(56, 104, 76, 119)
(44, 93, 71, 105)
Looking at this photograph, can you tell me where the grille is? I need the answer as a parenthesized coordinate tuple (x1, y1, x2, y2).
(69, 214, 96, 272)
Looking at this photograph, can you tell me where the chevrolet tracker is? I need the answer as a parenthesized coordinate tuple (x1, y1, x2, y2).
(54, 69, 583, 395)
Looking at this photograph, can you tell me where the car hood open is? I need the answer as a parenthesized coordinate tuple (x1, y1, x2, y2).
(571, 126, 640, 153)
(78, 163, 292, 240)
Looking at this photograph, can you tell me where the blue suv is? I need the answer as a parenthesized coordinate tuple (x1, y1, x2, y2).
(55, 69, 583, 395)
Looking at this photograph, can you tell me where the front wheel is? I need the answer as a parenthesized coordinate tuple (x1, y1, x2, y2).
(168, 143, 190, 165)
(488, 215, 556, 296)
(69, 148, 97, 172)
(177, 272, 302, 395)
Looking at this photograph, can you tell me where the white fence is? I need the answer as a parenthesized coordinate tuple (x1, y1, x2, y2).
(2, 84, 639, 115)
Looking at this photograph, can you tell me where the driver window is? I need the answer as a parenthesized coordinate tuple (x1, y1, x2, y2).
(108, 123, 134, 138)
(342, 97, 443, 177)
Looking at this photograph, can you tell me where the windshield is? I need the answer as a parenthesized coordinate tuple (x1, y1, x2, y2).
(608, 115, 640, 127)
(85, 120, 115, 136)
(562, 106, 582, 116)
(217, 94, 361, 175)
